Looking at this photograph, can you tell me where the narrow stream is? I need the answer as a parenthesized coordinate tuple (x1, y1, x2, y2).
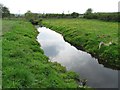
(37, 27, 118, 88)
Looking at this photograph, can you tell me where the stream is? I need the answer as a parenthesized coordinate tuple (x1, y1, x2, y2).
(37, 27, 118, 88)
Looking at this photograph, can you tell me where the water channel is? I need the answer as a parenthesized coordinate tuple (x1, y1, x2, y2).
(37, 27, 118, 88)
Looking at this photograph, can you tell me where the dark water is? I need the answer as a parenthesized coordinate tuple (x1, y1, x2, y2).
(37, 27, 118, 88)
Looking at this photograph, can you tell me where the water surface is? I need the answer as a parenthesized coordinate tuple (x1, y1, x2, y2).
(37, 27, 118, 88)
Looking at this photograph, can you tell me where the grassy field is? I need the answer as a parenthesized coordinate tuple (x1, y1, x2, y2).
(2, 19, 86, 88)
(0, 18, 2, 89)
(43, 18, 119, 70)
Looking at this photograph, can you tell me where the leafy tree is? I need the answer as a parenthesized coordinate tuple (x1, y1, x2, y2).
(0, 4, 10, 18)
(0, 4, 3, 12)
(24, 10, 42, 25)
(84, 8, 93, 19)
(24, 10, 34, 21)
(0, 4, 2, 18)
(71, 12, 79, 18)
(85, 8, 93, 15)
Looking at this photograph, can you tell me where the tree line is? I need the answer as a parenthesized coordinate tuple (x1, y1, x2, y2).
(84, 8, 120, 22)
(24, 11, 80, 25)
(25, 11, 80, 19)
(1, 4, 119, 22)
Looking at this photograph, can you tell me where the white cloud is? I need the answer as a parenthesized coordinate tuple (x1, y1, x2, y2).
(0, 0, 119, 14)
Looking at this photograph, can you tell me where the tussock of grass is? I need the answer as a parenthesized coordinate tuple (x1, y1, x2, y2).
(43, 18, 119, 70)
(2, 19, 83, 88)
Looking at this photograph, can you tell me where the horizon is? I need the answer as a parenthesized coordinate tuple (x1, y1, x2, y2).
(0, 0, 120, 14)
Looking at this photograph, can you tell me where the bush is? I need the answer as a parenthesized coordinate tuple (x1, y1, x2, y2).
(84, 12, 119, 22)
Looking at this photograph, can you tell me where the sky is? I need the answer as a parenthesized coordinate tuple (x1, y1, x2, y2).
(0, 0, 120, 14)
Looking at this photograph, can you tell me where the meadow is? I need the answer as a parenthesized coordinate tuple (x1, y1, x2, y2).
(2, 19, 87, 88)
(43, 18, 119, 70)
(0, 18, 2, 89)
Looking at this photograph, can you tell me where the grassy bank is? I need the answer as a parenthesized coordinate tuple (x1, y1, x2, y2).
(0, 18, 2, 89)
(43, 18, 119, 70)
(2, 19, 85, 88)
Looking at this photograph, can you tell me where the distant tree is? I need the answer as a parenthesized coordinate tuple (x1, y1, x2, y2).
(0, 4, 3, 17)
(0, 4, 10, 18)
(0, 4, 3, 11)
(25, 10, 34, 21)
(85, 8, 93, 15)
(25, 10, 42, 25)
(10, 14, 15, 18)
(84, 8, 93, 19)
(71, 12, 79, 18)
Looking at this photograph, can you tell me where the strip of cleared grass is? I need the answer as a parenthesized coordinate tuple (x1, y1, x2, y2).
(43, 18, 119, 70)
(2, 19, 87, 88)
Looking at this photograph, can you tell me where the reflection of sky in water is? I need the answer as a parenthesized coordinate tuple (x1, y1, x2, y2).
(37, 27, 118, 88)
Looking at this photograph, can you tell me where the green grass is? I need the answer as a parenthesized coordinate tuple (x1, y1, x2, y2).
(2, 19, 87, 88)
(0, 18, 2, 89)
(43, 18, 119, 70)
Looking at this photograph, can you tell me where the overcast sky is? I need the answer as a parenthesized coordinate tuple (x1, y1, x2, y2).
(0, 0, 119, 14)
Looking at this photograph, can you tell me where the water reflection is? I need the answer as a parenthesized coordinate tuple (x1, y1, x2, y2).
(37, 27, 118, 88)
